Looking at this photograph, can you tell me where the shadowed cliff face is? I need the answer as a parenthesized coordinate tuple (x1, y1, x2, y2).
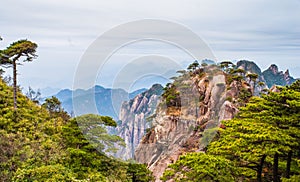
(114, 84, 163, 160)
(134, 65, 248, 181)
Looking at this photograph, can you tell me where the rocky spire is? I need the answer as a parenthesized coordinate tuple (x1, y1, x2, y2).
(284, 69, 290, 77)
(269, 64, 279, 74)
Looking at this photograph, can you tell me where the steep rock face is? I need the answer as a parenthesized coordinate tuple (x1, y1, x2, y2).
(114, 84, 163, 160)
(262, 64, 296, 88)
(134, 66, 249, 181)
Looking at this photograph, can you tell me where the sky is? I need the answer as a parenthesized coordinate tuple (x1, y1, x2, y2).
(1, 0, 300, 93)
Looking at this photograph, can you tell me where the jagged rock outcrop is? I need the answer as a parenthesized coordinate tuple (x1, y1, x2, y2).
(114, 84, 163, 160)
(262, 64, 296, 88)
(236, 60, 297, 94)
(236, 60, 263, 76)
(134, 65, 251, 181)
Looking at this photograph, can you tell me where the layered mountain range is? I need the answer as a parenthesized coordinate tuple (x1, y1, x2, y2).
(50, 85, 146, 119)
(51, 60, 296, 119)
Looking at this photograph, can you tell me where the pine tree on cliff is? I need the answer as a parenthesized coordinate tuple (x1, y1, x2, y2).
(0, 40, 37, 109)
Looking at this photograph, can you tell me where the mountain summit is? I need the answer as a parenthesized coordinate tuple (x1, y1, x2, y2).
(262, 64, 296, 88)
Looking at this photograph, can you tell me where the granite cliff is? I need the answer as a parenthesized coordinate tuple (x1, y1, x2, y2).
(114, 84, 163, 160)
(134, 64, 252, 181)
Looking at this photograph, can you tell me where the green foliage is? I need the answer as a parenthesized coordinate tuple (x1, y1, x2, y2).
(12, 164, 80, 182)
(42, 96, 62, 113)
(230, 68, 246, 75)
(0, 40, 37, 63)
(162, 83, 181, 107)
(162, 62, 204, 108)
(75, 114, 117, 127)
(162, 153, 238, 182)
(238, 87, 252, 102)
(246, 73, 258, 81)
(127, 162, 154, 182)
(42, 96, 70, 121)
(282, 175, 300, 182)
(226, 96, 233, 102)
(187, 60, 199, 71)
(72, 114, 125, 154)
(225, 65, 246, 85)
(232, 75, 244, 82)
(219, 61, 235, 74)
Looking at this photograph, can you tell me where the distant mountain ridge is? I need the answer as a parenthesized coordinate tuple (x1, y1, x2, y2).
(262, 64, 296, 88)
(50, 85, 147, 119)
(236, 60, 297, 88)
(49, 60, 297, 120)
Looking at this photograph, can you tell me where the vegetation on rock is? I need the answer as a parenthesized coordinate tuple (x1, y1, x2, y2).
(163, 80, 300, 181)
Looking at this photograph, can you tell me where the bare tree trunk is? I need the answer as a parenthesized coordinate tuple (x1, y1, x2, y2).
(13, 60, 17, 109)
(273, 153, 279, 182)
(257, 154, 266, 182)
(286, 151, 292, 178)
(132, 172, 136, 182)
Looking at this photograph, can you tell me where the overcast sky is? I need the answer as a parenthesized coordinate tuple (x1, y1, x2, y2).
(1, 0, 300, 92)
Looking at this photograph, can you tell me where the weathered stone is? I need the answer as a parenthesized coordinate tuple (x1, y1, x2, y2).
(114, 84, 163, 160)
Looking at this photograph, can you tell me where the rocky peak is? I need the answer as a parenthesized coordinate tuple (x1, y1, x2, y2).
(285, 69, 290, 76)
(236, 60, 262, 75)
(284, 69, 291, 80)
(268, 64, 279, 74)
(262, 64, 296, 88)
(134, 65, 251, 181)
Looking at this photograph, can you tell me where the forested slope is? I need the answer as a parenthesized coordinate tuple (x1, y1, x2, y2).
(0, 78, 153, 182)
